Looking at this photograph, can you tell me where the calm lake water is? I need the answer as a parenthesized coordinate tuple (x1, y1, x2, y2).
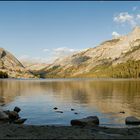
(0, 78, 140, 127)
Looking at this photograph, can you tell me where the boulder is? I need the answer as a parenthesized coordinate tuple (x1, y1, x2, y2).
(125, 116, 140, 125)
(14, 106, 21, 113)
(3, 110, 10, 115)
(0, 110, 9, 121)
(71, 116, 99, 126)
(8, 111, 19, 121)
(14, 118, 27, 124)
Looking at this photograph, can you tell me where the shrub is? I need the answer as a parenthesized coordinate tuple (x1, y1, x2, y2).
(0, 71, 8, 78)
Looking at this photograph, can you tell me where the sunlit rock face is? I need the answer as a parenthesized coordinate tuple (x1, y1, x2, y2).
(0, 48, 34, 78)
(42, 26, 140, 78)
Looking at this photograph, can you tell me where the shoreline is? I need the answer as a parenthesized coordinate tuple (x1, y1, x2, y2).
(1, 77, 140, 81)
(0, 123, 140, 139)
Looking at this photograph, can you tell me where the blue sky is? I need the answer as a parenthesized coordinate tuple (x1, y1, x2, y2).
(0, 1, 140, 63)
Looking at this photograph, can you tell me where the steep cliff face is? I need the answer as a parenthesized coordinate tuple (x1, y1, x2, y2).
(0, 48, 24, 68)
(0, 48, 34, 78)
(41, 26, 140, 78)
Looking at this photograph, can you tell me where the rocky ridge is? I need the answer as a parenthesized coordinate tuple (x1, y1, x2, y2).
(0, 48, 34, 78)
(41, 26, 140, 78)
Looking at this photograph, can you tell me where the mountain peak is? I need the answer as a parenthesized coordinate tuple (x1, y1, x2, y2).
(127, 26, 140, 41)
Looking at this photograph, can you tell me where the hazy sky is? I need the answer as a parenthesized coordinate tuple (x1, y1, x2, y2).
(0, 1, 140, 63)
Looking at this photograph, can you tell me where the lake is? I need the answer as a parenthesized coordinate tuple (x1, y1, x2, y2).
(0, 78, 140, 127)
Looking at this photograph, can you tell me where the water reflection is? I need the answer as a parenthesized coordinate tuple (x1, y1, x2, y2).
(0, 79, 140, 126)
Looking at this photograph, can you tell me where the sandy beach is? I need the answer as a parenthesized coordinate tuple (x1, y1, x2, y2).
(0, 123, 140, 139)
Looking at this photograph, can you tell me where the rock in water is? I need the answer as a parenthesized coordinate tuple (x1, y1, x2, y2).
(53, 107, 58, 110)
(71, 116, 99, 126)
(74, 112, 78, 115)
(14, 106, 21, 113)
(0, 110, 9, 121)
(125, 116, 140, 125)
(55, 111, 63, 113)
(8, 111, 19, 121)
(14, 118, 27, 124)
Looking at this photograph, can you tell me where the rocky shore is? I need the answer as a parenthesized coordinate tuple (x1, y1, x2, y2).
(0, 124, 140, 139)
(1, 107, 140, 139)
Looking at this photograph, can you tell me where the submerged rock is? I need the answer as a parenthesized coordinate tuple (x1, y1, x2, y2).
(14, 118, 27, 124)
(125, 116, 140, 125)
(55, 111, 63, 113)
(14, 106, 21, 113)
(71, 109, 75, 111)
(74, 112, 78, 115)
(71, 116, 99, 126)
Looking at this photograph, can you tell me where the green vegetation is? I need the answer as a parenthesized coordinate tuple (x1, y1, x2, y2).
(0, 71, 8, 78)
(110, 60, 140, 78)
(40, 65, 62, 78)
(40, 60, 140, 79)
(76, 60, 140, 78)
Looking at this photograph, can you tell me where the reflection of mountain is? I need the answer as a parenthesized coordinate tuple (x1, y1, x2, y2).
(1, 79, 140, 117)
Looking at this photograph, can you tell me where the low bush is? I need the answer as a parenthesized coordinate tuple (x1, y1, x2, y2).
(0, 71, 8, 78)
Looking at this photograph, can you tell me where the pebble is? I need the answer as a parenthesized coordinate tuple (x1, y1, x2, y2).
(53, 107, 58, 110)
